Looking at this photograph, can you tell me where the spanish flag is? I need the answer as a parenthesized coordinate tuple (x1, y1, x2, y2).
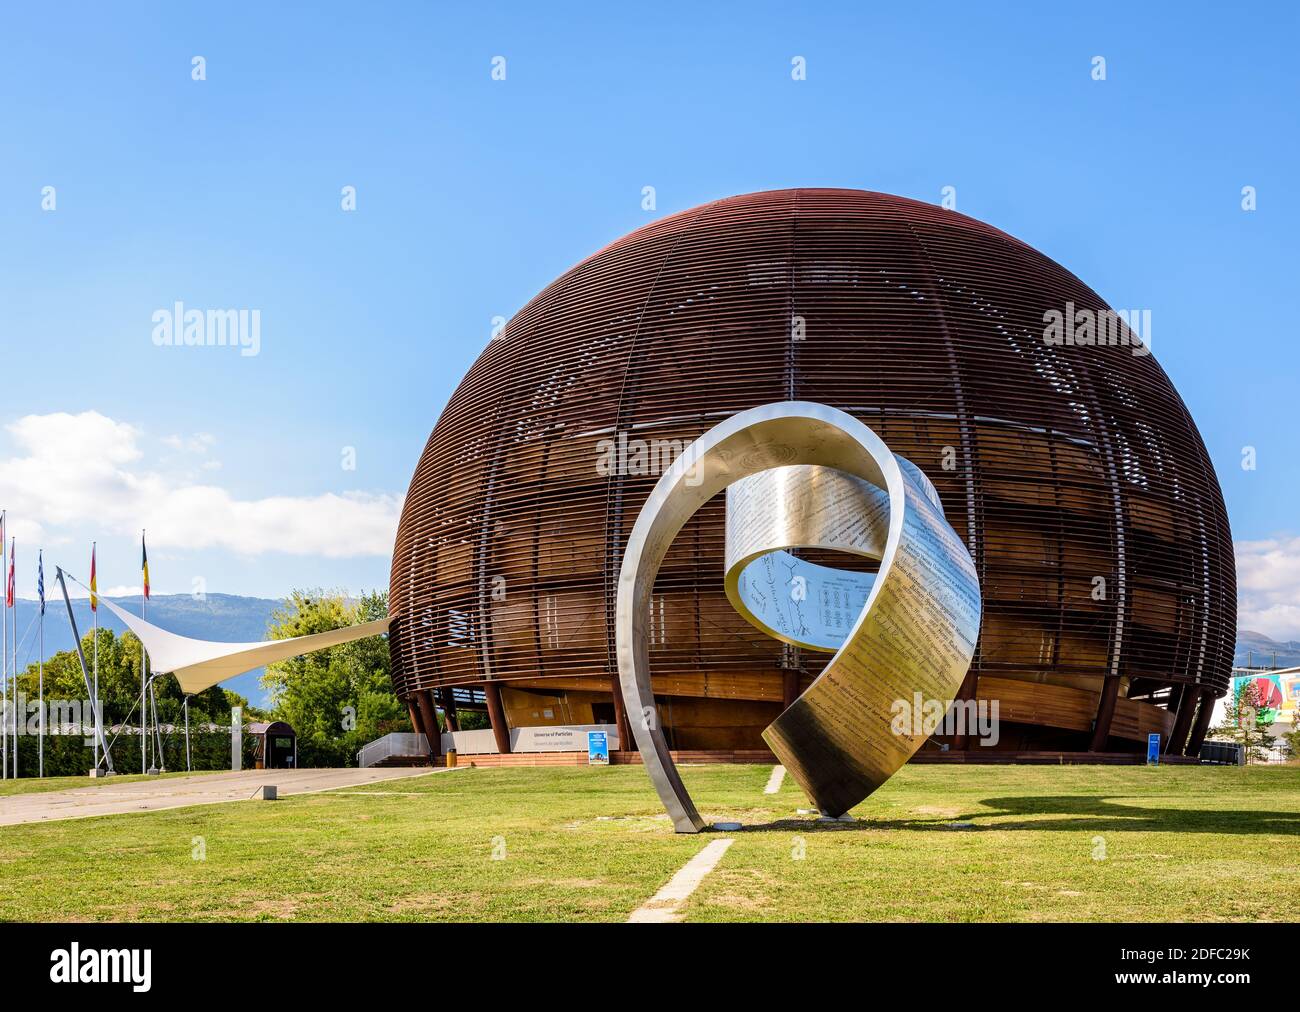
(89, 543, 98, 612)
(141, 532, 150, 600)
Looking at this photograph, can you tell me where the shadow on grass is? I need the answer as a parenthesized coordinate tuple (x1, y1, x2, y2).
(732, 796, 1300, 835)
(945, 795, 1300, 835)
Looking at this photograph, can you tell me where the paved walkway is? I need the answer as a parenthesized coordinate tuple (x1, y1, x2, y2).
(0, 767, 438, 826)
(627, 837, 735, 923)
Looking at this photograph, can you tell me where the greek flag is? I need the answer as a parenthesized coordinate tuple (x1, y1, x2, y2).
(38, 549, 44, 616)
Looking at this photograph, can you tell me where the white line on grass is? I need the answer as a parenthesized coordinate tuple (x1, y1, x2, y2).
(763, 765, 786, 794)
(627, 838, 734, 923)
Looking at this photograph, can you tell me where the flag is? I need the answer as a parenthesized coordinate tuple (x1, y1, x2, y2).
(89, 543, 98, 612)
(141, 533, 150, 600)
(37, 550, 44, 616)
(6, 538, 14, 608)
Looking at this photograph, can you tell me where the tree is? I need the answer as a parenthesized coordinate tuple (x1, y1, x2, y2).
(260, 589, 402, 765)
(1209, 680, 1277, 764)
(1281, 717, 1300, 762)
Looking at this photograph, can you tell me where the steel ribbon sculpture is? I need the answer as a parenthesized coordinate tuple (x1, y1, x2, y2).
(615, 401, 981, 832)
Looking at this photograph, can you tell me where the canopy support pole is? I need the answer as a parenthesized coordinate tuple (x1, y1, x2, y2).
(148, 679, 164, 773)
(55, 569, 113, 772)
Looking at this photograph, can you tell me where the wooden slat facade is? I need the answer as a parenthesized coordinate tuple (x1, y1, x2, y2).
(388, 189, 1235, 761)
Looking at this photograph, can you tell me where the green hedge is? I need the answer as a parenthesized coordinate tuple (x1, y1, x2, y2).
(295, 736, 358, 768)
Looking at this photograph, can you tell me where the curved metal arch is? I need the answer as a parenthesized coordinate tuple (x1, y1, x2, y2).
(615, 401, 981, 832)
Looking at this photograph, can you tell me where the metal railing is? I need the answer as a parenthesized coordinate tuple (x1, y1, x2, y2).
(357, 732, 430, 768)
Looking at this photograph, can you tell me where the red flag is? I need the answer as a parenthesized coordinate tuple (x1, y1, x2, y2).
(6, 538, 14, 608)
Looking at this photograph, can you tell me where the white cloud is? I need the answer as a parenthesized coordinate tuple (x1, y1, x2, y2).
(1235, 536, 1300, 640)
(162, 431, 216, 454)
(0, 411, 401, 558)
(160, 430, 222, 478)
(101, 584, 143, 597)
(54, 583, 140, 600)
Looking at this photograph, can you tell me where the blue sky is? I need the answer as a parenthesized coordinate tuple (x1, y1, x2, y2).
(1, 2, 1297, 636)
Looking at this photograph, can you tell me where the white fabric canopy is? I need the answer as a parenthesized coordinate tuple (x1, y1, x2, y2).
(94, 595, 389, 695)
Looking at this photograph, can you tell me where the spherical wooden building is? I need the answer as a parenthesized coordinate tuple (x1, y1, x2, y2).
(390, 189, 1235, 763)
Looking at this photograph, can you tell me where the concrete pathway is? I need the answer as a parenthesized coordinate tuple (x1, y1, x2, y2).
(627, 838, 735, 923)
(0, 767, 439, 826)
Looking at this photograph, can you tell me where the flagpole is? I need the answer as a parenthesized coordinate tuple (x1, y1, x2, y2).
(91, 542, 100, 774)
(2, 512, 7, 781)
(39, 604, 44, 777)
(93, 613, 100, 770)
(38, 550, 44, 778)
(91, 541, 100, 770)
(9, 536, 16, 779)
(141, 529, 149, 774)
(141, 630, 147, 774)
(1, 511, 7, 781)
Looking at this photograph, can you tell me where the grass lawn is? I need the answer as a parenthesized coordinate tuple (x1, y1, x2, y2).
(0, 769, 225, 798)
(0, 763, 1295, 922)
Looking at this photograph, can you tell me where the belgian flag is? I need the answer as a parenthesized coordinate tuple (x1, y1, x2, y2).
(141, 532, 150, 600)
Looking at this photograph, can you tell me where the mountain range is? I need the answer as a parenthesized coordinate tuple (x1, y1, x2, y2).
(1235, 629, 1300, 669)
(7, 593, 281, 706)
